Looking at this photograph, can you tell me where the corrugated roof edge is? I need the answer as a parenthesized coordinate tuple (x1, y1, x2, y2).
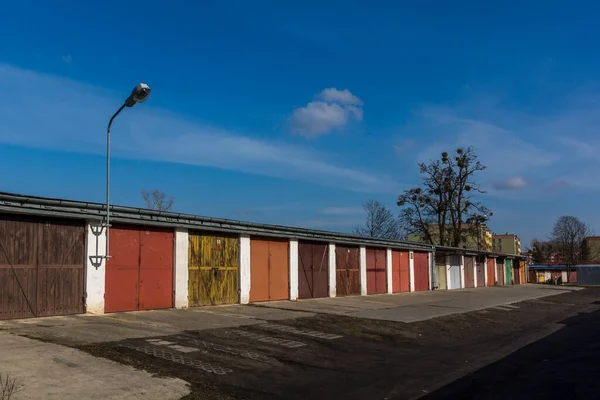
(0, 191, 436, 251)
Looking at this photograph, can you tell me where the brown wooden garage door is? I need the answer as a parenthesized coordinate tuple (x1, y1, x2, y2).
(0, 214, 85, 320)
(476, 256, 486, 287)
(392, 250, 410, 293)
(188, 231, 239, 306)
(464, 256, 475, 288)
(298, 241, 329, 299)
(105, 224, 174, 313)
(486, 258, 495, 286)
(250, 237, 289, 302)
(366, 248, 386, 294)
(496, 259, 505, 285)
(335, 245, 360, 296)
(413, 252, 430, 291)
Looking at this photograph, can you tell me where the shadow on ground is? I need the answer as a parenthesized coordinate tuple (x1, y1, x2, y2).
(423, 304, 600, 399)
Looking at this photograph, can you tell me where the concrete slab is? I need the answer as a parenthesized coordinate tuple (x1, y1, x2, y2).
(0, 306, 313, 346)
(256, 285, 582, 323)
(0, 332, 189, 400)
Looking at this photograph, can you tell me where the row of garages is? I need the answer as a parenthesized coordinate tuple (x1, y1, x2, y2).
(0, 209, 526, 320)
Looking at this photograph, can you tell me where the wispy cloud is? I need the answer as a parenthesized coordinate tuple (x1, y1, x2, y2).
(289, 88, 363, 138)
(61, 54, 72, 63)
(392, 139, 415, 154)
(0, 64, 397, 194)
(492, 177, 528, 190)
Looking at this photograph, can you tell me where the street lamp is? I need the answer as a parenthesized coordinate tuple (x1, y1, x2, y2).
(104, 83, 151, 260)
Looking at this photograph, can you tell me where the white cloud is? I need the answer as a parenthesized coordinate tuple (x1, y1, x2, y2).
(0, 64, 397, 194)
(492, 177, 528, 190)
(290, 88, 363, 138)
(61, 54, 72, 63)
(318, 88, 363, 105)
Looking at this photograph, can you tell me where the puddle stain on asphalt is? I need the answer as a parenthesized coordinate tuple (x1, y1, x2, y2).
(256, 323, 343, 340)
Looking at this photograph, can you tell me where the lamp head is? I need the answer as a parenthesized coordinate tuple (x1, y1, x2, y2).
(124, 83, 151, 107)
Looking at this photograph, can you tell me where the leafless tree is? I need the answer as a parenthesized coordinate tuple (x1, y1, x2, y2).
(353, 200, 403, 240)
(529, 238, 555, 265)
(1, 373, 22, 400)
(141, 189, 174, 212)
(397, 147, 491, 247)
(550, 216, 592, 283)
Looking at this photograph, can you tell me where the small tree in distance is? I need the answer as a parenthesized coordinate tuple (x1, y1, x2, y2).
(550, 215, 592, 283)
(141, 189, 175, 212)
(353, 200, 404, 240)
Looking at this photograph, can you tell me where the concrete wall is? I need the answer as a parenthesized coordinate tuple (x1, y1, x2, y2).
(289, 239, 299, 301)
(173, 229, 189, 309)
(239, 235, 251, 304)
(85, 222, 106, 314)
(328, 244, 337, 297)
(359, 246, 367, 295)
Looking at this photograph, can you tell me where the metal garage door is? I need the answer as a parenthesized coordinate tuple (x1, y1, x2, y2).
(487, 258, 496, 286)
(392, 250, 410, 293)
(249, 237, 289, 302)
(435, 254, 447, 290)
(476, 256, 486, 287)
(188, 231, 239, 306)
(464, 256, 475, 288)
(448, 255, 461, 290)
(298, 241, 329, 299)
(366, 248, 387, 294)
(496, 259, 505, 285)
(0, 214, 85, 320)
(105, 225, 174, 313)
(336, 245, 360, 296)
(413, 252, 430, 291)
(505, 259, 513, 285)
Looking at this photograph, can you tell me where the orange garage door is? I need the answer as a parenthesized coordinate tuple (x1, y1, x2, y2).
(392, 250, 410, 293)
(250, 237, 289, 302)
(105, 224, 174, 313)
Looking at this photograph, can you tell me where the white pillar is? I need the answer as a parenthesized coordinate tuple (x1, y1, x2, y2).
(446, 255, 451, 290)
(239, 234, 251, 304)
(328, 244, 336, 297)
(289, 239, 299, 301)
(174, 229, 189, 309)
(409, 251, 415, 292)
(386, 248, 393, 294)
(473, 257, 478, 288)
(483, 257, 488, 287)
(460, 255, 465, 289)
(494, 258, 498, 284)
(429, 252, 434, 290)
(359, 246, 367, 295)
(85, 222, 106, 314)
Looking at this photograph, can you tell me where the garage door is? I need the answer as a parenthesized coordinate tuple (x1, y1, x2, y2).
(298, 241, 329, 299)
(366, 248, 387, 294)
(487, 258, 496, 286)
(505, 259, 513, 285)
(105, 225, 173, 313)
(250, 237, 289, 302)
(464, 256, 475, 288)
(413, 252, 430, 291)
(435, 254, 447, 290)
(0, 214, 85, 320)
(188, 231, 239, 306)
(336, 245, 360, 296)
(448, 255, 461, 290)
(476, 256, 486, 287)
(496, 259, 505, 285)
(392, 250, 410, 293)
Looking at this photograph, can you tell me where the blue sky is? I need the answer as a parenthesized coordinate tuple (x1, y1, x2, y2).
(1, 1, 599, 247)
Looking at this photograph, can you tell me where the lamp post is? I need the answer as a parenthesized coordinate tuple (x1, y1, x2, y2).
(104, 83, 151, 260)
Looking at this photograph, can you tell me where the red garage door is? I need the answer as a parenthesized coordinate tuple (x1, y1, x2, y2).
(476, 256, 486, 287)
(366, 248, 387, 294)
(464, 256, 475, 288)
(392, 250, 410, 293)
(250, 237, 289, 302)
(487, 258, 496, 286)
(413, 252, 430, 291)
(298, 241, 329, 299)
(336, 246, 360, 296)
(105, 225, 173, 313)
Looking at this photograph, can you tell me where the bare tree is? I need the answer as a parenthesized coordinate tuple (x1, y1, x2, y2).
(141, 189, 174, 212)
(353, 200, 403, 240)
(397, 147, 491, 247)
(550, 216, 592, 283)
